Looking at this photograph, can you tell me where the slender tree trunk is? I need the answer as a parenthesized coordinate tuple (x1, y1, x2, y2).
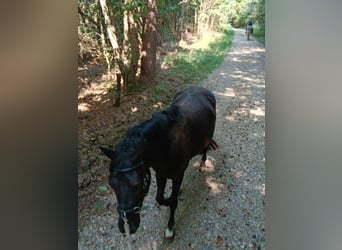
(99, 0, 119, 50)
(124, 6, 140, 87)
(99, 0, 121, 75)
(140, 0, 158, 84)
(177, 0, 185, 42)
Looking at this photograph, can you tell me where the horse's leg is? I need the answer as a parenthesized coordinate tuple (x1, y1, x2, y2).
(164, 174, 184, 238)
(200, 139, 218, 168)
(200, 148, 208, 168)
(200, 152, 207, 167)
(156, 173, 167, 206)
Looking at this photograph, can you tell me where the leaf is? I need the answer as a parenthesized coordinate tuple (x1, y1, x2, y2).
(98, 185, 108, 191)
(94, 200, 105, 210)
(226, 179, 234, 186)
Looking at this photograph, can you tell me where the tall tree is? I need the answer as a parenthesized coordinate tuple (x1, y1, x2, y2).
(98, 0, 120, 73)
(140, 0, 158, 84)
(122, 0, 141, 87)
(177, 0, 185, 42)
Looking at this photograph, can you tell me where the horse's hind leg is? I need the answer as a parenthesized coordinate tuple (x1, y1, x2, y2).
(200, 139, 218, 168)
(200, 149, 208, 168)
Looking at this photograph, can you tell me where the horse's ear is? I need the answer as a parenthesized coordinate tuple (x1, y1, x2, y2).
(99, 146, 116, 159)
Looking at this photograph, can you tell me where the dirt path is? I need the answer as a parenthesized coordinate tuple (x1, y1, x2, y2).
(78, 29, 265, 249)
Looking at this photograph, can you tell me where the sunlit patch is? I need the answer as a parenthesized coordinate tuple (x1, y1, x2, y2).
(153, 102, 162, 108)
(255, 183, 265, 195)
(139, 240, 158, 250)
(131, 107, 138, 112)
(225, 115, 235, 122)
(234, 170, 247, 179)
(78, 82, 109, 100)
(192, 156, 216, 172)
(192, 161, 201, 168)
(229, 47, 265, 56)
(206, 176, 224, 195)
(102, 98, 111, 104)
(232, 57, 242, 62)
(93, 96, 102, 101)
(215, 87, 236, 98)
(249, 107, 264, 116)
(203, 156, 216, 172)
(224, 87, 236, 97)
(78, 103, 90, 112)
(160, 61, 170, 70)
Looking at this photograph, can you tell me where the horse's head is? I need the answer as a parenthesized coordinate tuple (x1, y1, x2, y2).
(100, 146, 151, 235)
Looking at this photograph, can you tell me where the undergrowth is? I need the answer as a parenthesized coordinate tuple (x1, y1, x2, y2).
(151, 29, 234, 103)
(252, 25, 265, 46)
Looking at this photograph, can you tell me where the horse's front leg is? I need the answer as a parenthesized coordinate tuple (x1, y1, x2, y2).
(164, 175, 184, 239)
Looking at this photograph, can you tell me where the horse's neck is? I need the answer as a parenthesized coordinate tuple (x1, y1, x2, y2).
(141, 112, 172, 162)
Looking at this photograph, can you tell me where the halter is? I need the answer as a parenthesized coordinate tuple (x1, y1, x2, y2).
(114, 160, 151, 219)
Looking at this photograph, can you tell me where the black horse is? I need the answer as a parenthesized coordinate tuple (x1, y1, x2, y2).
(100, 86, 218, 238)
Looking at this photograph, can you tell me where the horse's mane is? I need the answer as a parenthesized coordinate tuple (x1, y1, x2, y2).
(114, 105, 181, 161)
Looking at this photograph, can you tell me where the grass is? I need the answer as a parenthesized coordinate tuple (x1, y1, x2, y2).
(151, 81, 173, 102)
(105, 29, 235, 105)
(158, 29, 234, 87)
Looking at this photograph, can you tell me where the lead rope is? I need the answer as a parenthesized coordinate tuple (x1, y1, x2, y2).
(122, 215, 133, 250)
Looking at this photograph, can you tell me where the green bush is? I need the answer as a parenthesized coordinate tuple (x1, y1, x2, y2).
(160, 29, 234, 84)
(252, 24, 265, 46)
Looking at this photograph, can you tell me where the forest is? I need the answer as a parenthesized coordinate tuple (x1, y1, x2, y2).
(78, 0, 265, 99)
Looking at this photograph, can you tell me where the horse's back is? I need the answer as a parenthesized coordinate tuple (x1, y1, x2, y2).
(170, 86, 216, 157)
(171, 86, 216, 112)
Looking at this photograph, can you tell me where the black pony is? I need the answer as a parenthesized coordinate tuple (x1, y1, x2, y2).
(100, 86, 218, 238)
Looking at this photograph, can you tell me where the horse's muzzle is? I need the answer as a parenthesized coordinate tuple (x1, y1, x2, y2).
(118, 214, 140, 235)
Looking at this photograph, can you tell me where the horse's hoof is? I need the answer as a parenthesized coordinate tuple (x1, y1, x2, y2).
(164, 228, 174, 238)
(199, 163, 205, 168)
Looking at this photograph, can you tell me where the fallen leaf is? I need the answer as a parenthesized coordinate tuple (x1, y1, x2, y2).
(98, 185, 108, 191)
(94, 200, 105, 210)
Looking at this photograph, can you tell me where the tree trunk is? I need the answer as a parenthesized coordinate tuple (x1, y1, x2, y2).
(140, 0, 158, 84)
(99, 0, 119, 50)
(123, 5, 140, 87)
(177, 0, 185, 42)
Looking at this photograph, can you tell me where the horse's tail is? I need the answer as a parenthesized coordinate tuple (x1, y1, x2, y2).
(208, 138, 219, 151)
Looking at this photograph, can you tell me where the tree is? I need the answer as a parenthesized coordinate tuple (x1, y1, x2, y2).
(255, 0, 265, 35)
(78, 0, 264, 93)
(99, 0, 119, 67)
(121, 0, 142, 87)
(140, 0, 158, 84)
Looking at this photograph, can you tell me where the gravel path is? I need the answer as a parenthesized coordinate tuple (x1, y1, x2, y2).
(78, 29, 265, 249)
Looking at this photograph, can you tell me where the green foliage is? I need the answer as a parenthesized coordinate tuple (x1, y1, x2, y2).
(227, 0, 264, 29)
(160, 29, 234, 85)
(94, 199, 104, 210)
(226, 0, 264, 44)
(98, 185, 108, 191)
(78, 0, 264, 90)
(151, 82, 173, 102)
(255, 0, 265, 26)
(252, 24, 265, 45)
